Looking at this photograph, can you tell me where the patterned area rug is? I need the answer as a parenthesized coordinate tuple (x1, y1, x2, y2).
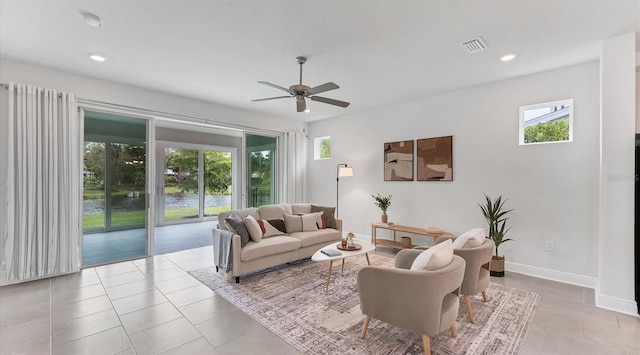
(190, 252, 540, 355)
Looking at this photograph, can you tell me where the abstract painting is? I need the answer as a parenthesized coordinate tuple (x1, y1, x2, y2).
(417, 136, 453, 181)
(384, 140, 413, 181)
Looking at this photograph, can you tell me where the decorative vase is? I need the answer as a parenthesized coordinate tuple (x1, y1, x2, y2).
(381, 212, 388, 223)
(347, 237, 354, 248)
(490, 256, 505, 277)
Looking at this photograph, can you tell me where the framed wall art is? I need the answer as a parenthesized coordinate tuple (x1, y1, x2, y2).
(383, 140, 414, 181)
(417, 136, 453, 181)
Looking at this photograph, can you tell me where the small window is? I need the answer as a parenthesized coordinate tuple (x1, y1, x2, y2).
(314, 136, 331, 160)
(519, 99, 573, 145)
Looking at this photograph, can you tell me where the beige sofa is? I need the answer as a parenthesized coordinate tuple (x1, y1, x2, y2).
(213, 203, 342, 282)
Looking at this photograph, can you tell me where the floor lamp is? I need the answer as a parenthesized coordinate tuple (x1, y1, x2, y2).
(336, 163, 353, 218)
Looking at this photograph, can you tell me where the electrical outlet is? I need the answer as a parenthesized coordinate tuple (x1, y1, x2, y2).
(545, 240, 554, 251)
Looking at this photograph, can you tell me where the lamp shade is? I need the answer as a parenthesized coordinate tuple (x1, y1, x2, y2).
(338, 167, 354, 177)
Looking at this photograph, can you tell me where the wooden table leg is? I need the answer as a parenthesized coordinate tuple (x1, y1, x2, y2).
(365, 253, 370, 265)
(325, 260, 333, 292)
(341, 259, 345, 273)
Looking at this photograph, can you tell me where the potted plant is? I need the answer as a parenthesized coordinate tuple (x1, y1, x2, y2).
(372, 194, 392, 223)
(479, 195, 514, 277)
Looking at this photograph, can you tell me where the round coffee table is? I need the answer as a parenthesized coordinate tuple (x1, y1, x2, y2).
(311, 240, 376, 292)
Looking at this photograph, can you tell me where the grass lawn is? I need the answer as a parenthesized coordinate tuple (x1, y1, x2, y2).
(83, 205, 231, 229)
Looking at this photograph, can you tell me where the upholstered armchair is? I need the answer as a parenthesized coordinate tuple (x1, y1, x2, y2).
(357, 250, 466, 355)
(454, 238, 495, 323)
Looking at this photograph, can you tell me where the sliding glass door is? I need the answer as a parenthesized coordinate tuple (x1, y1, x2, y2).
(83, 112, 148, 266)
(157, 142, 234, 225)
(246, 134, 277, 207)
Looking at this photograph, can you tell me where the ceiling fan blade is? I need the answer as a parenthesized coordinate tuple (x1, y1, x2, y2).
(257, 81, 290, 93)
(296, 97, 307, 112)
(310, 95, 350, 108)
(251, 96, 292, 102)
(307, 82, 339, 95)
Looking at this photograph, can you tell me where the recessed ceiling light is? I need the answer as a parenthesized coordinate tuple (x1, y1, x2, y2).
(501, 54, 517, 62)
(80, 12, 103, 27)
(89, 54, 106, 62)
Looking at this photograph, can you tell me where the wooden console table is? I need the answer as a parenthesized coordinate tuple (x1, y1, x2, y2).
(371, 223, 454, 250)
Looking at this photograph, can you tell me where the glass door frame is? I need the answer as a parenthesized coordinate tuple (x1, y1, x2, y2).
(156, 140, 237, 226)
(79, 105, 156, 267)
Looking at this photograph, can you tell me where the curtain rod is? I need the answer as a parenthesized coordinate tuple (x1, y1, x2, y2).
(0, 82, 284, 135)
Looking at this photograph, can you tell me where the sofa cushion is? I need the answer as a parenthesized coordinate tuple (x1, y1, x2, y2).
(225, 213, 251, 247)
(244, 215, 263, 242)
(308, 211, 326, 229)
(240, 236, 301, 262)
(452, 228, 486, 249)
(258, 219, 286, 238)
(411, 239, 454, 271)
(258, 204, 293, 220)
(288, 229, 341, 248)
(284, 213, 319, 233)
(218, 208, 259, 228)
(291, 203, 312, 215)
(311, 205, 337, 229)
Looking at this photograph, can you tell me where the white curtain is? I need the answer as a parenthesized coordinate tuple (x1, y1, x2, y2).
(283, 131, 307, 203)
(2, 83, 82, 282)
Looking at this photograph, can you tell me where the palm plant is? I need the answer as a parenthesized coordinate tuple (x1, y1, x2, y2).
(479, 195, 514, 257)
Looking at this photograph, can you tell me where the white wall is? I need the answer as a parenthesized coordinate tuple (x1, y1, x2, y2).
(598, 32, 637, 315)
(308, 61, 601, 285)
(0, 58, 299, 133)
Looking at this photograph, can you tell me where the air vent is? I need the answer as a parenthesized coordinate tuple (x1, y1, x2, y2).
(460, 37, 488, 54)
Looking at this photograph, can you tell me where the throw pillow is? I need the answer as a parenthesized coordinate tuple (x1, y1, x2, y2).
(410, 239, 454, 271)
(452, 228, 486, 249)
(310, 205, 337, 229)
(284, 213, 319, 233)
(257, 219, 287, 237)
(244, 215, 263, 243)
(225, 213, 251, 247)
(303, 211, 325, 229)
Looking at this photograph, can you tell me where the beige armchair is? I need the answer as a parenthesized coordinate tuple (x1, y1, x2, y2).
(454, 239, 495, 323)
(357, 250, 466, 355)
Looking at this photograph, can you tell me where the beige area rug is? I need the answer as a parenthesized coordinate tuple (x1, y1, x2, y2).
(190, 252, 540, 355)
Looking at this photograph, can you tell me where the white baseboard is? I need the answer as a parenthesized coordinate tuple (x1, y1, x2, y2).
(504, 261, 598, 289)
(596, 294, 639, 316)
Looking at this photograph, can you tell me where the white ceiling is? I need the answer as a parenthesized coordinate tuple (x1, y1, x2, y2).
(1, 0, 638, 122)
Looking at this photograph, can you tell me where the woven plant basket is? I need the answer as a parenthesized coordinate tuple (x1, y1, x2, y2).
(490, 256, 505, 277)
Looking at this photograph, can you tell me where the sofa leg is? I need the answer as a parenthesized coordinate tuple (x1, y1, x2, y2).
(216, 266, 219, 272)
(482, 290, 487, 302)
(235, 276, 239, 283)
(450, 325, 457, 338)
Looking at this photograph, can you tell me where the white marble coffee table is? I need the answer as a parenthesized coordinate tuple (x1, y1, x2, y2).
(311, 240, 376, 292)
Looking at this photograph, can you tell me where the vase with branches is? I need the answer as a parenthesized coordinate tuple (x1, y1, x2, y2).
(372, 194, 392, 223)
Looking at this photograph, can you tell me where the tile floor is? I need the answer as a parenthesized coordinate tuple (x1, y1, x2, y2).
(1, 246, 638, 354)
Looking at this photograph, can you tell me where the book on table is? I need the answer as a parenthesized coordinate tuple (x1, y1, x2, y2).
(321, 249, 342, 257)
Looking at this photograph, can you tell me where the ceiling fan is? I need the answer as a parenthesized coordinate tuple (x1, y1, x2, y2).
(252, 56, 350, 113)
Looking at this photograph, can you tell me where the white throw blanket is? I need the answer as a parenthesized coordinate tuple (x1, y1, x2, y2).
(215, 229, 234, 272)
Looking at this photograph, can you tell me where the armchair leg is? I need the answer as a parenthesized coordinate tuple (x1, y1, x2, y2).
(360, 315, 371, 339)
(465, 295, 475, 323)
(422, 335, 431, 355)
(482, 290, 487, 302)
(450, 325, 457, 338)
